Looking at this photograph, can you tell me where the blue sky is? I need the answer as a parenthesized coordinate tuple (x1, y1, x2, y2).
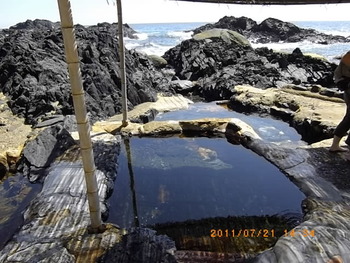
(1, 0, 350, 28)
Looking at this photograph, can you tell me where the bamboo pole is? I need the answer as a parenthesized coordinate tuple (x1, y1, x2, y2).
(57, 0, 103, 231)
(116, 0, 128, 126)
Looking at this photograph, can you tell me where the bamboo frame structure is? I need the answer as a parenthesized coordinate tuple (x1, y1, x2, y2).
(174, 0, 350, 4)
(57, 0, 103, 231)
(117, 0, 128, 126)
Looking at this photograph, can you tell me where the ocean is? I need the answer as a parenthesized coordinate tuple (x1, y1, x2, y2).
(125, 20, 350, 64)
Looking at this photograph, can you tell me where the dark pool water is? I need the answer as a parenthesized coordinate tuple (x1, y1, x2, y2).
(108, 103, 306, 254)
(155, 101, 301, 143)
(108, 137, 304, 231)
(0, 174, 42, 250)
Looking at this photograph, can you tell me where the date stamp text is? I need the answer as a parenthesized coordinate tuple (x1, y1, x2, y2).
(210, 229, 315, 238)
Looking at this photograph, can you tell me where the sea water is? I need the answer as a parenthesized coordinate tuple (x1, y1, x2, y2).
(125, 22, 204, 56)
(126, 20, 350, 63)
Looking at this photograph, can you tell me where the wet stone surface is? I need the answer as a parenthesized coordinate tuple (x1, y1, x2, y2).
(0, 131, 123, 263)
(93, 92, 350, 262)
(304, 142, 350, 193)
(1, 93, 350, 262)
(0, 174, 42, 250)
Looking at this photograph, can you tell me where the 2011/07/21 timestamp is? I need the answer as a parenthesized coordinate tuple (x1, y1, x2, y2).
(210, 229, 315, 238)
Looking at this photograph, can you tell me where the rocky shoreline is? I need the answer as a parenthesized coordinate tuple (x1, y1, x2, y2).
(1, 17, 350, 262)
(192, 16, 350, 45)
(0, 19, 173, 126)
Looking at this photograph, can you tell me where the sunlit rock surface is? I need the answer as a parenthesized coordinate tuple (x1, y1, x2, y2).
(0, 92, 32, 178)
(192, 16, 350, 45)
(230, 85, 345, 143)
(255, 198, 350, 262)
(94, 94, 192, 135)
(163, 27, 337, 101)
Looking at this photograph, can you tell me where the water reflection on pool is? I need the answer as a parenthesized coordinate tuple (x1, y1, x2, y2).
(108, 102, 306, 255)
(155, 101, 301, 143)
(108, 137, 304, 230)
(0, 174, 41, 250)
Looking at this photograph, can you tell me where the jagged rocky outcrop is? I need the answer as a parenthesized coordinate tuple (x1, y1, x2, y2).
(163, 28, 337, 101)
(0, 19, 172, 125)
(9, 19, 138, 39)
(193, 16, 350, 44)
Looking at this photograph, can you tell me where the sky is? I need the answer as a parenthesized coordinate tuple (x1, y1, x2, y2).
(1, 0, 350, 28)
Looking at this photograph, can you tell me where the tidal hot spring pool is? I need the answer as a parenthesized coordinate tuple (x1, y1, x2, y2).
(108, 136, 305, 254)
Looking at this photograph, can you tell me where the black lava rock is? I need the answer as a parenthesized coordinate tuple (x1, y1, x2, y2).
(193, 16, 350, 44)
(0, 20, 172, 125)
(163, 28, 337, 101)
(19, 123, 76, 182)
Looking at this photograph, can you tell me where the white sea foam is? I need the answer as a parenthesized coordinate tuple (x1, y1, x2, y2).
(125, 29, 193, 56)
(134, 32, 149, 41)
(167, 30, 193, 40)
(125, 42, 141, 50)
(127, 42, 173, 56)
(251, 40, 350, 63)
(321, 30, 350, 37)
(251, 39, 334, 50)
